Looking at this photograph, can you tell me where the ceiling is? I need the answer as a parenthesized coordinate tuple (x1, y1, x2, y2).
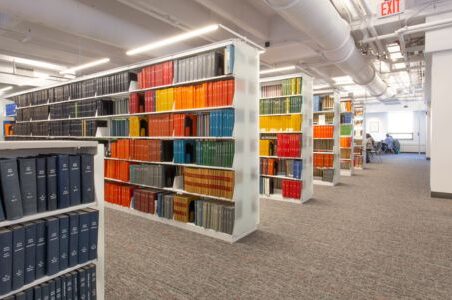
(0, 0, 451, 105)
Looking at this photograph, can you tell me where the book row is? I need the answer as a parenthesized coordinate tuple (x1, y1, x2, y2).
(131, 79, 234, 113)
(174, 140, 234, 168)
(259, 115, 302, 132)
(341, 148, 352, 159)
(0, 209, 98, 295)
(12, 120, 107, 137)
(105, 184, 234, 234)
(314, 153, 334, 168)
(340, 101, 353, 113)
(313, 113, 334, 125)
(314, 139, 334, 152)
(313, 168, 335, 182)
(0, 154, 95, 221)
(259, 135, 302, 158)
(109, 140, 173, 162)
(2, 264, 96, 300)
(13, 73, 136, 107)
(260, 78, 302, 98)
(340, 137, 352, 148)
(313, 125, 334, 138)
(313, 95, 334, 112)
(259, 96, 302, 115)
(340, 114, 353, 124)
(260, 158, 302, 179)
(259, 178, 302, 199)
(340, 160, 352, 170)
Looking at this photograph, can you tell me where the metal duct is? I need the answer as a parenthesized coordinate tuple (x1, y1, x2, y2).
(264, 0, 394, 100)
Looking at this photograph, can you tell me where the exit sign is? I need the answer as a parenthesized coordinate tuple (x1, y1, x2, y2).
(378, 0, 405, 18)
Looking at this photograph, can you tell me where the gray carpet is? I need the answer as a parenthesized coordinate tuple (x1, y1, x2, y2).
(104, 154, 452, 299)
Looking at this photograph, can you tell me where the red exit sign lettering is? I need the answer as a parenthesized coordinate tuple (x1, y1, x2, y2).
(378, 0, 405, 18)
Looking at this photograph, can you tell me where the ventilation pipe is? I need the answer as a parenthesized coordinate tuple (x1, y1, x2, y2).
(264, 0, 394, 101)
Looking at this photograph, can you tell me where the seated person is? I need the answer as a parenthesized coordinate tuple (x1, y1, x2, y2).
(383, 134, 394, 153)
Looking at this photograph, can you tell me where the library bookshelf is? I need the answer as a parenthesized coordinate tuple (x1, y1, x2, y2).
(258, 73, 313, 204)
(5, 39, 260, 243)
(340, 98, 354, 176)
(312, 91, 340, 186)
(0, 141, 104, 300)
(353, 104, 365, 169)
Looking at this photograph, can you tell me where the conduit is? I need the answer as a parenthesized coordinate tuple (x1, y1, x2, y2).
(265, 0, 394, 100)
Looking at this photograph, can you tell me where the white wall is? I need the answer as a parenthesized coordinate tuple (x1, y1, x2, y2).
(365, 111, 426, 153)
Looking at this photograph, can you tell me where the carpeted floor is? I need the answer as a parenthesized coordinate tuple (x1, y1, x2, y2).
(104, 154, 452, 299)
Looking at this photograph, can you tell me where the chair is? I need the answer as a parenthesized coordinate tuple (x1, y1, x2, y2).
(369, 142, 383, 163)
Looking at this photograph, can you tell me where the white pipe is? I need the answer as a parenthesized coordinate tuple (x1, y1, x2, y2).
(264, 0, 392, 100)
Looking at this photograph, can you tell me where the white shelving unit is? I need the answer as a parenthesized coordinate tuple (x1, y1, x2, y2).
(353, 104, 366, 169)
(312, 91, 340, 186)
(340, 99, 354, 176)
(0, 141, 104, 300)
(258, 73, 313, 204)
(6, 39, 260, 243)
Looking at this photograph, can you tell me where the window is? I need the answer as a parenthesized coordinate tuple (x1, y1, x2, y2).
(387, 111, 414, 140)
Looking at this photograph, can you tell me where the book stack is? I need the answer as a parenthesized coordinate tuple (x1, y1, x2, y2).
(314, 125, 334, 138)
(260, 159, 302, 179)
(173, 140, 196, 164)
(147, 114, 174, 136)
(96, 72, 137, 96)
(137, 61, 173, 89)
(173, 114, 197, 136)
(0, 209, 98, 297)
(158, 194, 174, 219)
(104, 183, 133, 207)
(261, 78, 302, 97)
(313, 94, 334, 111)
(110, 139, 173, 162)
(259, 96, 302, 115)
(259, 114, 301, 132)
(314, 153, 334, 168)
(340, 137, 352, 148)
(111, 119, 129, 136)
(183, 168, 234, 199)
(259, 140, 276, 156)
(173, 195, 196, 223)
(133, 189, 158, 214)
(195, 140, 234, 168)
(341, 114, 353, 124)
(276, 134, 301, 157)
(194, 200, 234, 234)
(155, 88, 175, 111)
(282, 180, 302, 199)
(196, 109, 234, 137)
(30, 107, 49, 121)
(129, 93, 144, 114)
(314, 139, 334, 152)
(129, 164, 175, 188)
(104, 160, 130, 182)
(0, 154, 95, 220)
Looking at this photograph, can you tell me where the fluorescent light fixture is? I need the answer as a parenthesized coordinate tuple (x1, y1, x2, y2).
(260, 65, 296, 75)
(0, 86, 13, 93)
(393, 63, 406, 70)
(60, 58, 110, 74)
(387, 44, 401, 53)
(333, 75, 354, 85)
(390, 52, 403, 60)
(127, 24, 220, 56)
(0, 54, 66, 71)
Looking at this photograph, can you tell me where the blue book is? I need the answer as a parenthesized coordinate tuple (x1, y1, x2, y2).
(71, 272, 78, 300)
(45, 217, 60, 275)
(80, 154, 95, 204)
(78, 211, 90, 264)
(11, 224, 25, 290)
(89, 264, 96, 299)
(46, 156, 58, 211)
(34, 220, 46, 279)
(0, 159, 24, 220)
(0, 228, 12, 295)
(69, 155, 81, 206)
(57, 155, 70, 209)
(15, 291, 26, 300)
(36, 157, 47, 213)
(41, 282, 49, 300)
(64, 273, 73, 300)
(25, 288, 34, 300)
(55, 277, 62, 300)
(59, 215, 69, 270)
(157, 193, 163, 217)
(23, 222, 36, 284)
(77, 269, 86, 300)
(18, 157, 38, 216)
(67, 212, 79, 268)
(49, 279, 56, 300)
(87, 209, 99, 260)
(34, 285, 42, 300)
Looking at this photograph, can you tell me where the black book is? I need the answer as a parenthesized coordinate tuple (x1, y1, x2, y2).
(85, 209, 99, 260)
(46, 156, 58, 211)
(18, 158, 38, 215)
(11, 224, 25, 290)
(34, 220, 46, 279)
(41, 282, 49, 300)
(89, 264, 96, 300)
(49, 279, 56, 300)
(0, 228, 12, 295)
(0, 193, 5, 221)
(78, 211, 90, 264)
(3, 295, 14, 300)
(15, 291, 26, 300)
(23, 222, 36, 284)
(57, 155, 70, 209)
(80, 155, 94, 203)
(25, 288, 34, 300)
(0, 159, 23, 220)
(84, 267, 91, 300)
(77, 269, 86, 300)
(34, 285, 42, 300)
(45, 217, 59, 275)
(59, 215, 69, 270)
(71, 272, 78, 300)
(36, 157, 47, 213)
(67, 212, 79, 268)
(64, 273, 73, 300)
(69, 156, 81, 206)
(55, 277, 62, 300)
